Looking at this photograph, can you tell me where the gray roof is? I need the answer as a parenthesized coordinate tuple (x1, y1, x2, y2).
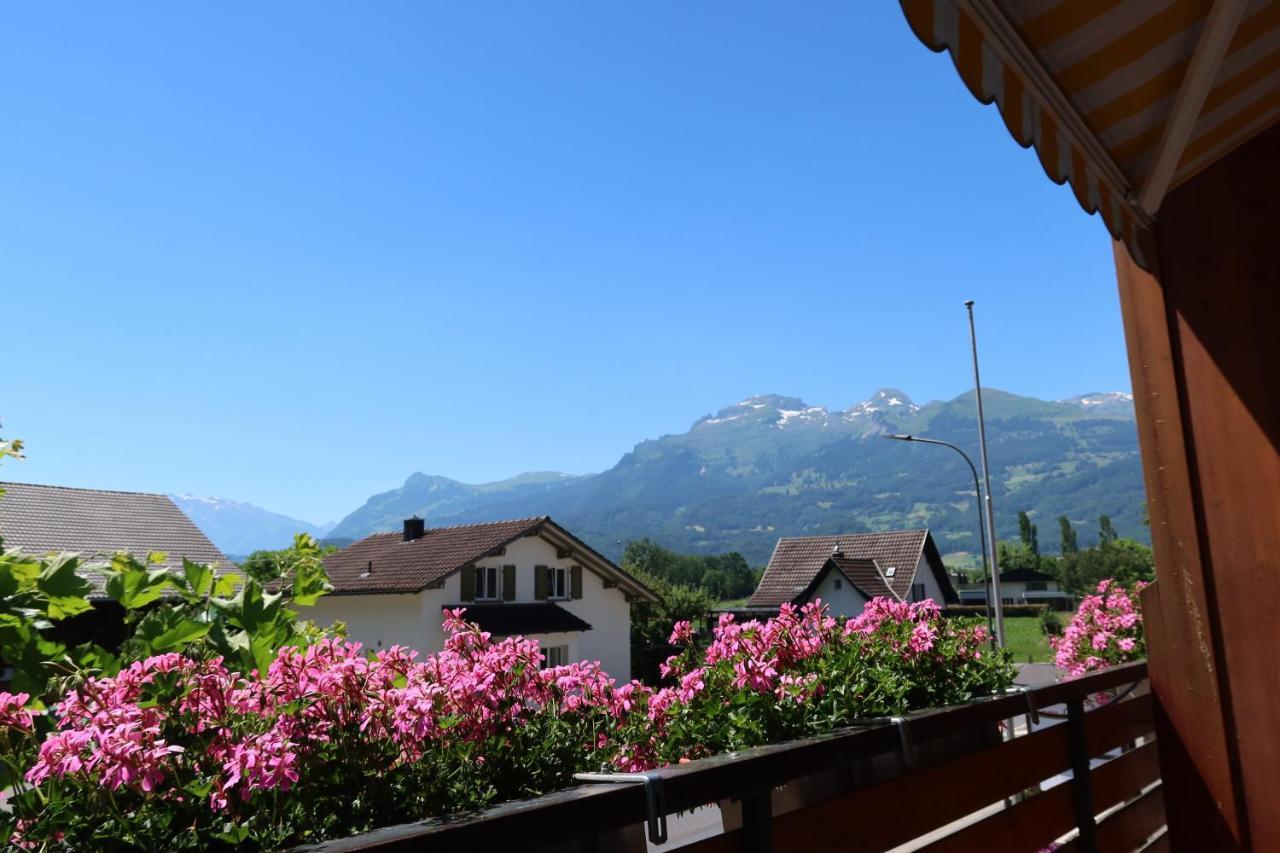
(0, 482, 236, 595)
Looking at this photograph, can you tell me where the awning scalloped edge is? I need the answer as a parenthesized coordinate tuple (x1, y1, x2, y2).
(899, 0, 1157, 269)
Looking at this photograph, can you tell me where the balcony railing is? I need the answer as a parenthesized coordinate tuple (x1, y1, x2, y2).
(307, 660, 1160, 852)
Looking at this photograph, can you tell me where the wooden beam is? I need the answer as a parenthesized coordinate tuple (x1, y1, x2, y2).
(1113, 239, 1243, 849)
(1137, 0, 1248, 214)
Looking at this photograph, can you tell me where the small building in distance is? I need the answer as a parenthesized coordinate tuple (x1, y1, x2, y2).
(958, 567, 1073, 610)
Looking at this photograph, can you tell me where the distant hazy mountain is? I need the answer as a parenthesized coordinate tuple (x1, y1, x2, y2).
(328, 388, 1145, 565)
(171, 495, 334, 557)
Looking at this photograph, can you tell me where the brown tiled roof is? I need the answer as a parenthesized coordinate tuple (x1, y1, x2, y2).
(749, 529, 958, 608)
(0, 481, 236, 596)
(831, 555, 896, 600)
(324, 517, 547, 595)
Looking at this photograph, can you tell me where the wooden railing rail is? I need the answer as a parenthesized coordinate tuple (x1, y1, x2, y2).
(307, 661, 1158, 852)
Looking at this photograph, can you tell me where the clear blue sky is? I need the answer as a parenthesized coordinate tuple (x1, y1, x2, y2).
(2, 3, 1131, 524)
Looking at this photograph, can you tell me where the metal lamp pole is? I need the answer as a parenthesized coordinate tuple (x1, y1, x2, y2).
(965, 300, 1005, 648)
(882, 434, 995, 646)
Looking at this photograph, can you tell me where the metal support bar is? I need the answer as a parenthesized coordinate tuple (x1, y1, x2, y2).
(1066, 698, 1098, 852)
(890, 716, 917, 770)
(1009, 685, 1040, 728)
(740, 787, 773, 853)
(572, 772, 668, 845)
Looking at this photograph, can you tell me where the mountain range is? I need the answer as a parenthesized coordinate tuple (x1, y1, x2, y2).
(177, 388, 1144, 566)
(316, 388, 1144, 566)
(169, 495, 335, 559)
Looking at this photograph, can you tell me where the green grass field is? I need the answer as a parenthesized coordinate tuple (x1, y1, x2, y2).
(1001, 615, 1053, 663)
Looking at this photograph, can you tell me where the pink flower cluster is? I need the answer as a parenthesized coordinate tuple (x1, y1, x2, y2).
(1051, 579, 1147, 676)
(603, 598, 997, 769)
(0, 692, 34, 733)
(22, 611, 619, 813)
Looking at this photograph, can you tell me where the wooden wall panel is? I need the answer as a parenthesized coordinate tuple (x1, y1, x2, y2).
(1115, 122, 1280, 850)
(1153, 122, 1280, 851)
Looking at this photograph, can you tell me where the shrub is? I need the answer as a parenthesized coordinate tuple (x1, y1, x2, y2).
(1039, 608, 1063, 637)
(944, 604, 1048, 618)
(1050, 579, 1147, 676)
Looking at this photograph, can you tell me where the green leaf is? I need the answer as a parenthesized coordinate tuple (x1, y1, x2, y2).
(133, 608, 211, 653)
(182, 558, 214, 598)
(213, 573, 241, 597)
(105, 564, 172, 610)
(0, 552, 41, 596)
(291, 557, 333, 606)
(36, 554, 94, 620)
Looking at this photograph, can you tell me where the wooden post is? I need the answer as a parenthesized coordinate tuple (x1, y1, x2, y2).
(1114, 124, 1280, 851)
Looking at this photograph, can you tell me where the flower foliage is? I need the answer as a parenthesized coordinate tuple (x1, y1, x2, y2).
(605, 598, 1011, 769)
(1050, 579, 1147, 676)
(1, 600, 1013, 849)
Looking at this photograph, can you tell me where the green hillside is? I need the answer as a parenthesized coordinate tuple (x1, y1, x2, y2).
(328, 389, 1145, 565)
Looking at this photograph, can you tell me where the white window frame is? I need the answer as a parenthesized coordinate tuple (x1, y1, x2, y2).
(547, 566, 568, 600)
(542, 644, 569, 668)
(475, 565, 501, 601)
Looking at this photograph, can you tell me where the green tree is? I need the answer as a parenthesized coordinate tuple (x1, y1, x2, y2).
(1058, 538, 1154, 595)
(1098, 514, 1119, 547)
(1018, 511, 1039, 557)
(1058, 515, 1079, 554)
(242, 540, 341, 585)
(621, 539, 757, 601)
(626, 570, 716, 683)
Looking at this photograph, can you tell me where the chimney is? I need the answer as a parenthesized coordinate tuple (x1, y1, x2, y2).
(403, 516, 426, 542)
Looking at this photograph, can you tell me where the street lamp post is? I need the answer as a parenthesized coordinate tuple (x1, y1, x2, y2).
(882, 434, 997, 647)
(964, 300, 1005, 648)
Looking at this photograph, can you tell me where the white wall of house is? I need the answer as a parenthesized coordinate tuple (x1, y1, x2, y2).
(303, 592, 430, 654)
(995, 579, 1064, 602)
(911, 554, 947, 604)
(302, 533, 634, 681)
(806, 569, 868, 620)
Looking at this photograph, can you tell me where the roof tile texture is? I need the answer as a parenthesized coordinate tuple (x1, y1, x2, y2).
(0, 482, 235, 595)
(831, 555, 896, 600)
(323, 517, 548, 594)
(749, 529, 931, 607)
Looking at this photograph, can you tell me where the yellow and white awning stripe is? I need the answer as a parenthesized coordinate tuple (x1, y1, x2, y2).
(900, 0, 1280, 268)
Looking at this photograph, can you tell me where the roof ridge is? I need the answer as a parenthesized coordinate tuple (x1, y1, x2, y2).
(776, 528, 930, 543)
(0, 481, 172, 500)
(361, 515, 549, 538)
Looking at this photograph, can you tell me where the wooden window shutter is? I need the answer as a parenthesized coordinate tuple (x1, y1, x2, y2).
(502, 565, 516, 601)
(570, 565, 583, 599)
(534, 565, 548, 600)
(460, 566, 476, 602)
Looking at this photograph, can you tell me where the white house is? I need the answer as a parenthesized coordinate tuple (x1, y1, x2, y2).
(958, 567, 1073, 609)
(305, 516, 658, 681)
(746, 529, 960, 618)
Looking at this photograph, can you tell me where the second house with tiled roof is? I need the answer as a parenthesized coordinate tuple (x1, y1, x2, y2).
(747, 529, 959, 617)
(306, 516, 658, 681)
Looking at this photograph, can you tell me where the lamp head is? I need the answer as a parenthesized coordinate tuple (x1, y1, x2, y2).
(883, 434, 914, 442)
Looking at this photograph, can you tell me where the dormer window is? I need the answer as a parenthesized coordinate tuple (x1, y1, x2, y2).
(884, 566, 897, 578)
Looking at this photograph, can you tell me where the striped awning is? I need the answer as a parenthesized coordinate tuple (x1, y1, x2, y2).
(900, 0, 1280, 268)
